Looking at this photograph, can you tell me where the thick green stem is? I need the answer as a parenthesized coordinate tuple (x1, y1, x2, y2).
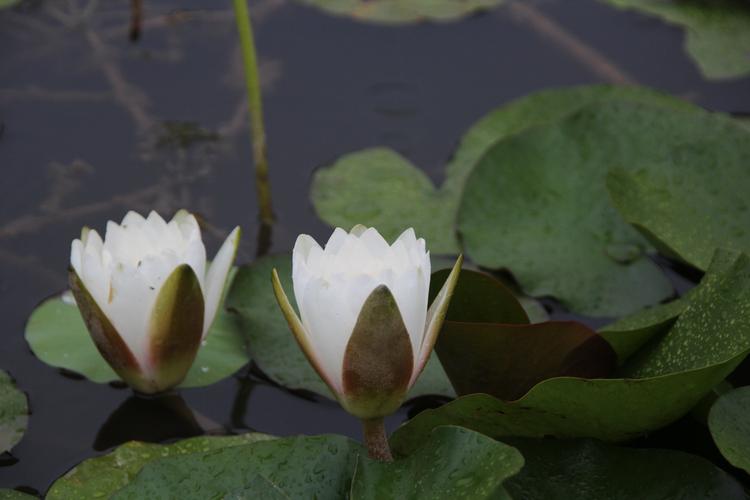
(361, 418, 393, 462)
(232, 0, 274, 225)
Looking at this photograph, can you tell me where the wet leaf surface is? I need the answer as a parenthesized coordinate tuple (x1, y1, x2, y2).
(607, 157, 750, 271)
(708, 386, 750, 474)
(503, 438, 745, 499)
(352, 426, 523, 499)
(391, 251, 750, 451)
(459, 100, 746, 316)
(47, 434, 274, 500)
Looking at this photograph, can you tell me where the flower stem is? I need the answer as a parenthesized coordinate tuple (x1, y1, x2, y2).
(361, 418, 393, 462)
(232, 0, 274, 226)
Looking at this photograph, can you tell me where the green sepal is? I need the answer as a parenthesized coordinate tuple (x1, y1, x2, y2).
(68, 268, 146, 391)
(341, 285, 413, 419)
(146, 264, 205, 393)
(411, 255, 463, 385)
(271, 268, 339, 393)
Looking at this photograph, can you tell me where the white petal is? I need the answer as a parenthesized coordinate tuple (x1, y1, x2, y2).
(298, 276, 356, 392)
(104, 263, 157, 370)
(394, 227, 417, 249)
(359, 227, 390, 259)
(390, 266, 428, 360)
(202, 226, 239, 337)
(121, 211, 146, 229)
(70, 239, 83, 275)
(293, 235, 321, 310)
(172, 209, 200, 239)
(324, 228, 350, 254)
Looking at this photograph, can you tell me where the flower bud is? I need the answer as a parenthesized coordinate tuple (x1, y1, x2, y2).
(69, 210, 239, 393)
(272, 225, 461, 419)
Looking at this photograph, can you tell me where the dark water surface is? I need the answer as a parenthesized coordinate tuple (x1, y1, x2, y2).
(1, 0, 749, 493)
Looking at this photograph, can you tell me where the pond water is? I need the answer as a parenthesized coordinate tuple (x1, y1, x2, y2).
(1, 0, 749, 494)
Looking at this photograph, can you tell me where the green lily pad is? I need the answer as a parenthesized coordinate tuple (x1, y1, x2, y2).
(503, 438, 745, 499)
(294, 0, 505, 25)
(352, 426, 523, 499)
(607, 161, 750, 271)
(0, 370, 28, 453)
(311, 85, 696, 257)
(600, 0, 750, 80)
(112, 434, 360, 498)
(391, 251, 750, 452)
(459, 100, 747, 316)
(112, 427, 522, 499)
(599, 297, 685, 364)
(47, 433, 274, 500)
(25, 285, 250, 389)
(0, 0, 21, 8)
(708, 386, 750, 474)
(226, 254, 455, 399)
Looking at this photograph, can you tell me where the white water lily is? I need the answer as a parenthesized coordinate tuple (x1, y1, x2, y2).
(272, 225, 461, 420)
(69, 210, 240, 393)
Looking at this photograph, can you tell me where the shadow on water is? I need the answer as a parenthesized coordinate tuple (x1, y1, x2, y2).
(0, 0, 749, 494)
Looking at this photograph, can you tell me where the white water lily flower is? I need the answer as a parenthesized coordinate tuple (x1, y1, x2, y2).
(69, 210, 240, 393)
(272, 225, 461, 419)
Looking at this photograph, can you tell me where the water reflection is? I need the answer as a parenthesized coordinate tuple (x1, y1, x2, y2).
(94, 392, 220, 451)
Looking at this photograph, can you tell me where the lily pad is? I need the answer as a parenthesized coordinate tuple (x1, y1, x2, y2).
(351, 426, 523, 499)
(459, 100, 747, 316)
(294, 0, 505, 25)
(600, 0, 750, 80)
(226, 254, 455, 399)
(0, 0, 21, 9)
(430, 269, 529, 325)
(25, 287, 250, 389)
(311, 85, 696, 257)
(503, 438, 745, 499)
(708, 386, 750, 474)
(607, 161, 750, 271)
(599, 297, 685, 364)
(47, 433, 274, 500)
(391, 251, 750, 452)
(438, 321, 617, 401)
(112, 434, 360, 498)
(112, 427, 522, 499)
(0, 370, 28, 453)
